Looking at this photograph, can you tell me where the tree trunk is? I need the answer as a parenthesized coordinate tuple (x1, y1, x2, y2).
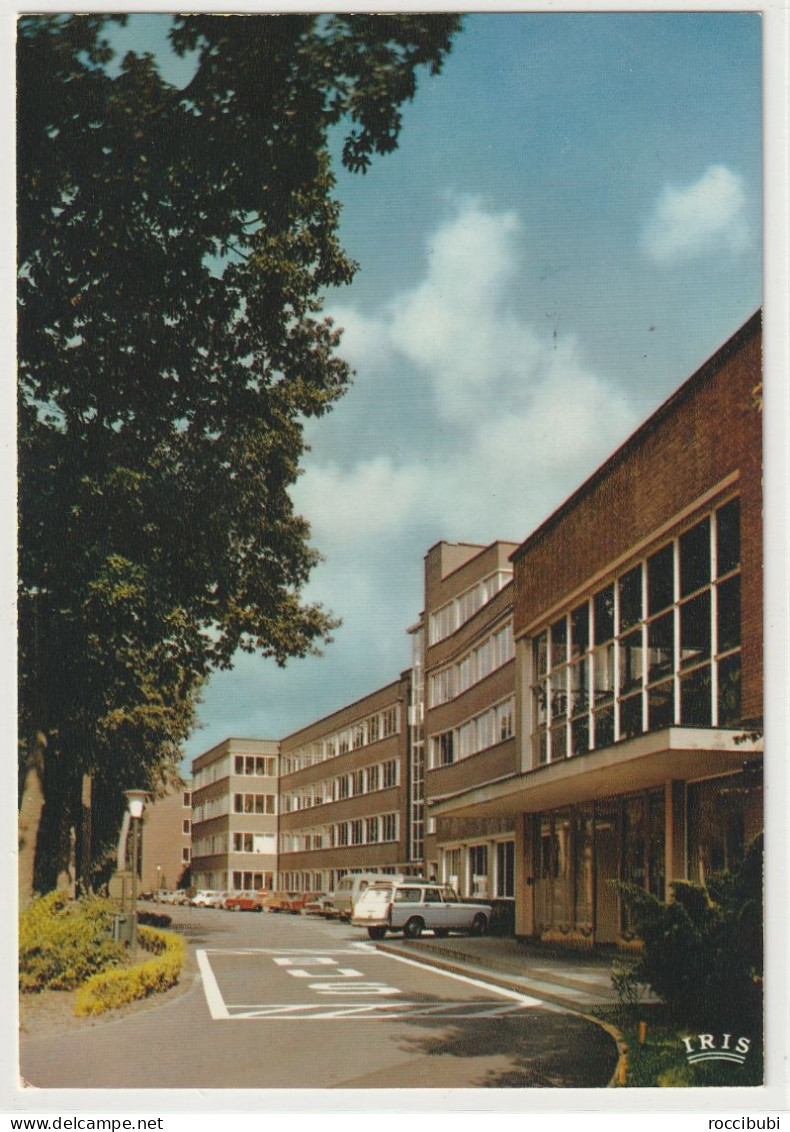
(18, 732, 46, 906)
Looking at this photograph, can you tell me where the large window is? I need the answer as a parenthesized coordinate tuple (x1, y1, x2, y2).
(429, 697, 515, 768)
(429, 620, 514, 707)
(428, 571, 512, 644)
(531, 499, 741, 764)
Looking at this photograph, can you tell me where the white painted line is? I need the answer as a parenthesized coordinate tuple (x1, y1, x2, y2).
(377, 948, 550, 1009)
(224, 1000, 536, 1021)
(196, 949, 230, 1020)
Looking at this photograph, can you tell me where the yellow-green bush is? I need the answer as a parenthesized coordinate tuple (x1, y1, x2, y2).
(74, 926, 185, 1016)
(19, 891, 125, 992)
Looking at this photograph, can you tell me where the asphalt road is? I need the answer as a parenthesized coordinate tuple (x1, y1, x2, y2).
(19, 905, 617, 1090)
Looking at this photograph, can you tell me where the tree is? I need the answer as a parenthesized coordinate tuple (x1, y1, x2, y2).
(18, 13, 461, 896)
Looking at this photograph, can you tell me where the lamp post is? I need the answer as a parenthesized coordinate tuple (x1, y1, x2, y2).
(124, 790, 148, 961)
(156, 864, 162, 902)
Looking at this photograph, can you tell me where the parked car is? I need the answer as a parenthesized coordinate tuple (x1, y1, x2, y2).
(191, 889, 227, 908)
(262, 890, 301, 913)
(279, 891, 322, 915)
(352, 880, 491, 940)
(224, 891, 264, 912)
(331, 873, 418, 921)
(300, 892, 333, 916)
(162, 889, 191, 906)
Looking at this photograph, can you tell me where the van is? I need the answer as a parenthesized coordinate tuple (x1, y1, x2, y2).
(352, 879, 491, 940)
(330, 873, 417, 921)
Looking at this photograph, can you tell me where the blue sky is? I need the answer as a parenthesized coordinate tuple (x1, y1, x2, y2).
(112, 13, 763, 769)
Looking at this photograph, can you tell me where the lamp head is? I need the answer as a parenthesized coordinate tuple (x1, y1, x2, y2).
(124, 789, 148, 819)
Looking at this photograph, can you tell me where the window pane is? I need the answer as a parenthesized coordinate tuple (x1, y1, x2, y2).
(533, 682, 547, 729)
(619, 630, 643, 694)
(717, 498, 741, 576)
(717, 575, 741, 652)
(648, 681, 674, 730)
(718, 653, 742, 727)
(534, 633, 548, 678)
(550, 617, 567, 666)
(536, 730, 548, 765)
(551, 669, 567, 720)
(570, 716, 589, 757)
(680, 518, 711, 597)
(619, 566, 642, 632)
(592, 643, 614, 703)
(594, 585, 615, 644)
(647, 543, 674, 615)
(593, 706, 614, 748)
(648, 611, 674, 682)
(551, 723, 567, 761)
(680, 590, 711, 668)
(680, 665, 712, 726)
(570, 602, 589, 659)
(620, 694, 643, 740)
(569, 659, 588, 717)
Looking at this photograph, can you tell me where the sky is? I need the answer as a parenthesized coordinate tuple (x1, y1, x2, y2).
(106, 12, 764, 769)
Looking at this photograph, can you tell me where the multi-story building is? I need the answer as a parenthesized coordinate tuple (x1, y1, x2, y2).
(431, 312, 763, 946)
(415, 541, 519, 907)
(277, 677, 413, 892)
(140, 785, 193, 894)
(190, 738, 279, 893)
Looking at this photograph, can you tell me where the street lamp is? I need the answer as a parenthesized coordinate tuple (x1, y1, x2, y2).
(124, 789, 148, 961)
(156, 864, 162, 902)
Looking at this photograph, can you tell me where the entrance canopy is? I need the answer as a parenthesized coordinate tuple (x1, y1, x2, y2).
(429, 727, 762, 819)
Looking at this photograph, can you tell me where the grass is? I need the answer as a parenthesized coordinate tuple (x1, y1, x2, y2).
(594, 1003, 764, 1088)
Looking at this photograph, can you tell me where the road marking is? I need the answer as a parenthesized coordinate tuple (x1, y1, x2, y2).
(198, 943, 548, 1019)
(224, 1000, 536, 1020)
(376, 948, 547, 1008)
(196, 949, 230, 1020)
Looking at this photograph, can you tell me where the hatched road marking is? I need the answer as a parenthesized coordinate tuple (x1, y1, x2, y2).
(197, 944, 546, 1021)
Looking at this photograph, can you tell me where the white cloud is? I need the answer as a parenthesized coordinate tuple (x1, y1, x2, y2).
(641, 164, 750, 264)
(293, 456, 423, 542)
(304, 200, 637, 548)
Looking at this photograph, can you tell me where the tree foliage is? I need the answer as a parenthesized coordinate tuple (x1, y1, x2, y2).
(17, 13, 461, 892)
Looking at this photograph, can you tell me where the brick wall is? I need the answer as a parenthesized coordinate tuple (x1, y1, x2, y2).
(513, 315, 762, 722)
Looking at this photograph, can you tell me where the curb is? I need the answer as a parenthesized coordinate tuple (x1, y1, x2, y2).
(376, 940, 627, 1088)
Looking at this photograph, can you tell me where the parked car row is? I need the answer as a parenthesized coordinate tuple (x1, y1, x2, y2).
(142, 880, 491, 939)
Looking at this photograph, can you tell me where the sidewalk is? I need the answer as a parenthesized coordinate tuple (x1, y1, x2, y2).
(376, 933, 646, 1015)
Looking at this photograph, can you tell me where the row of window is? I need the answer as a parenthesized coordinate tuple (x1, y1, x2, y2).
(231, 832, 277, 855)
(440, 840, 515, 899)
(531, 499, 741, 764)
(430, 697, 515, 769)
(280, 706, 401, 774)
(429, 621, 514, 707)
(194, 753, 276, 791)
(280, 813, 400, 853)
(233, 792, 277, 815)
(233, 755, 277, 778)
(429, 570, 512, 645)
(281, 759, 400, 812)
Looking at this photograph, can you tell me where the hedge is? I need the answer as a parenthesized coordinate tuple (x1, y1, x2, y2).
(19, 891, 125, 992)
(74, 926, 186, 1016)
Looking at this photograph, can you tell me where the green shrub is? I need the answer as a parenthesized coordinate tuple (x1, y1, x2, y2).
(616, 835, 763, 1031)
(19, 891, 125, 992)
(137, 911, 172, 930)
(74, 926, 185, 1016)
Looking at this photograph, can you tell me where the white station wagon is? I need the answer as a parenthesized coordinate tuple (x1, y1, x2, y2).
(352, 880, 491, 940)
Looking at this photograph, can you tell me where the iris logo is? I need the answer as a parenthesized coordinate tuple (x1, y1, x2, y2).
(682, 1033, 751, 1066)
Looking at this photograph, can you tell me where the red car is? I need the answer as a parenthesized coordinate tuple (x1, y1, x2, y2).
(283, 891, 324, 915)
(224, 891, 263, 912)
